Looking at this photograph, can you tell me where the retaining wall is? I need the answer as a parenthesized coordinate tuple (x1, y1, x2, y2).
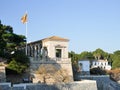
(77, 75, 120, 90)
(0, 80, 97, 90)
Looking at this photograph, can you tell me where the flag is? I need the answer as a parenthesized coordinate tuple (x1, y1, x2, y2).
(21, 13, 27, 24)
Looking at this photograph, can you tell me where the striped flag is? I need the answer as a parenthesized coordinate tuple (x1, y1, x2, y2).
(21, 13, 27, 24)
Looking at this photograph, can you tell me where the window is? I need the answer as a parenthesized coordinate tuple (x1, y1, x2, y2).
(56, 49, 62, 58)
(94, 62, 96, 65)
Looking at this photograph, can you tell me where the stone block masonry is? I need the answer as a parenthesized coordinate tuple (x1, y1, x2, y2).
(0, 66, 6, 82)
(0, 80, 97, 90)
(77, 75, 120, 90)
(30, 57, 73, 83)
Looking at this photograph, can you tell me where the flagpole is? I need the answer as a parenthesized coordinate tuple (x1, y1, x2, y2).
(25, 21, 28, 56)
(21, 11, 28, 55)
(25, 11, 28, 56)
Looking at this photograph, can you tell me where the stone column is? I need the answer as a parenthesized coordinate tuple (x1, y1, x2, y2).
(31, 45, 34, 57)
(37, 45, 39, 57)
(34, 45, 37, 58)
(32, 45, 35, 57)
(27, 46, 30, 56)
(37, 44, 40, 58)
(29, 46, 31, 57)
(39, 44, 42, 60)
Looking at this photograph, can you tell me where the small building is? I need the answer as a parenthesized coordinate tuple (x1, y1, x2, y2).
(91, 59, 111, 70)
(19, 36, 73, 83)
(78, 60, 90, 75)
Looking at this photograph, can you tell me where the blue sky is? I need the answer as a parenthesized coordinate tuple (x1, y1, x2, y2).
(0, 0, 120, 53)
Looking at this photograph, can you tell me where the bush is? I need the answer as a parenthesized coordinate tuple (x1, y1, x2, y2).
(7, 59, 27, 74)
(11, 50, 29, 64)
(7, 50, 29, 74)
(90, 67, 107, 75)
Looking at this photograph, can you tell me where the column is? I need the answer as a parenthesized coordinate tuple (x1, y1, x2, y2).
(34, 45, 37, 58)
(27, 46, 30, 56)
(31, 45, 34, 57)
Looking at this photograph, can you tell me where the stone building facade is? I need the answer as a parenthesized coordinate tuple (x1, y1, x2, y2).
(19, 36, 73, 83)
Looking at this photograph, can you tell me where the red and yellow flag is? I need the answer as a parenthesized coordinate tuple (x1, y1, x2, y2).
(21, 13, 27, 24)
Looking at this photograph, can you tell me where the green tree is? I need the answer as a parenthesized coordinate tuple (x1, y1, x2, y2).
(11, 50, 29, 64)
(8, 59, 27, 74)
(114, 50, 120, 55)
(7, 50, 29, 74)
(112, 50, 120, 69)
(79, 51, 94, 60)
(0, 21, 26, 58)
(0, 21, 29, 74)
(107, 53, 113, 66)
(69, 51, 79, 63)
(93, 48, 108, 60)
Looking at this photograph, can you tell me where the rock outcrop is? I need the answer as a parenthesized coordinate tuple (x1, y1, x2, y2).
(33, 64, 71, 84)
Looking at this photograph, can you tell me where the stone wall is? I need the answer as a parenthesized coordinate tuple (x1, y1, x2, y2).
(43, 40, 69, 58)
(0, 80, 97, 90)
(30, 57, 73, 83)
(76, 75, 120, 90)
(0, 83, 11, 90)
(0, 66, 6, 82)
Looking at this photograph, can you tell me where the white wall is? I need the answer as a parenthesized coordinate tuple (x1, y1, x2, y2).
(91, 60, 111, 70)
(78, 61, 90, 71)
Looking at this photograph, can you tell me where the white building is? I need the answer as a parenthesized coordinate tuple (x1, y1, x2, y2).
(78, 60, 90, 75)
(78, 59, 111, 75)
(91, 59, 111, 70)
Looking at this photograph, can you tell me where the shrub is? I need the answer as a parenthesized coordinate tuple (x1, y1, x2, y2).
(7, 50, 29, 74)
(8, 59, 27, 74)
(90, 67, 107, 75)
